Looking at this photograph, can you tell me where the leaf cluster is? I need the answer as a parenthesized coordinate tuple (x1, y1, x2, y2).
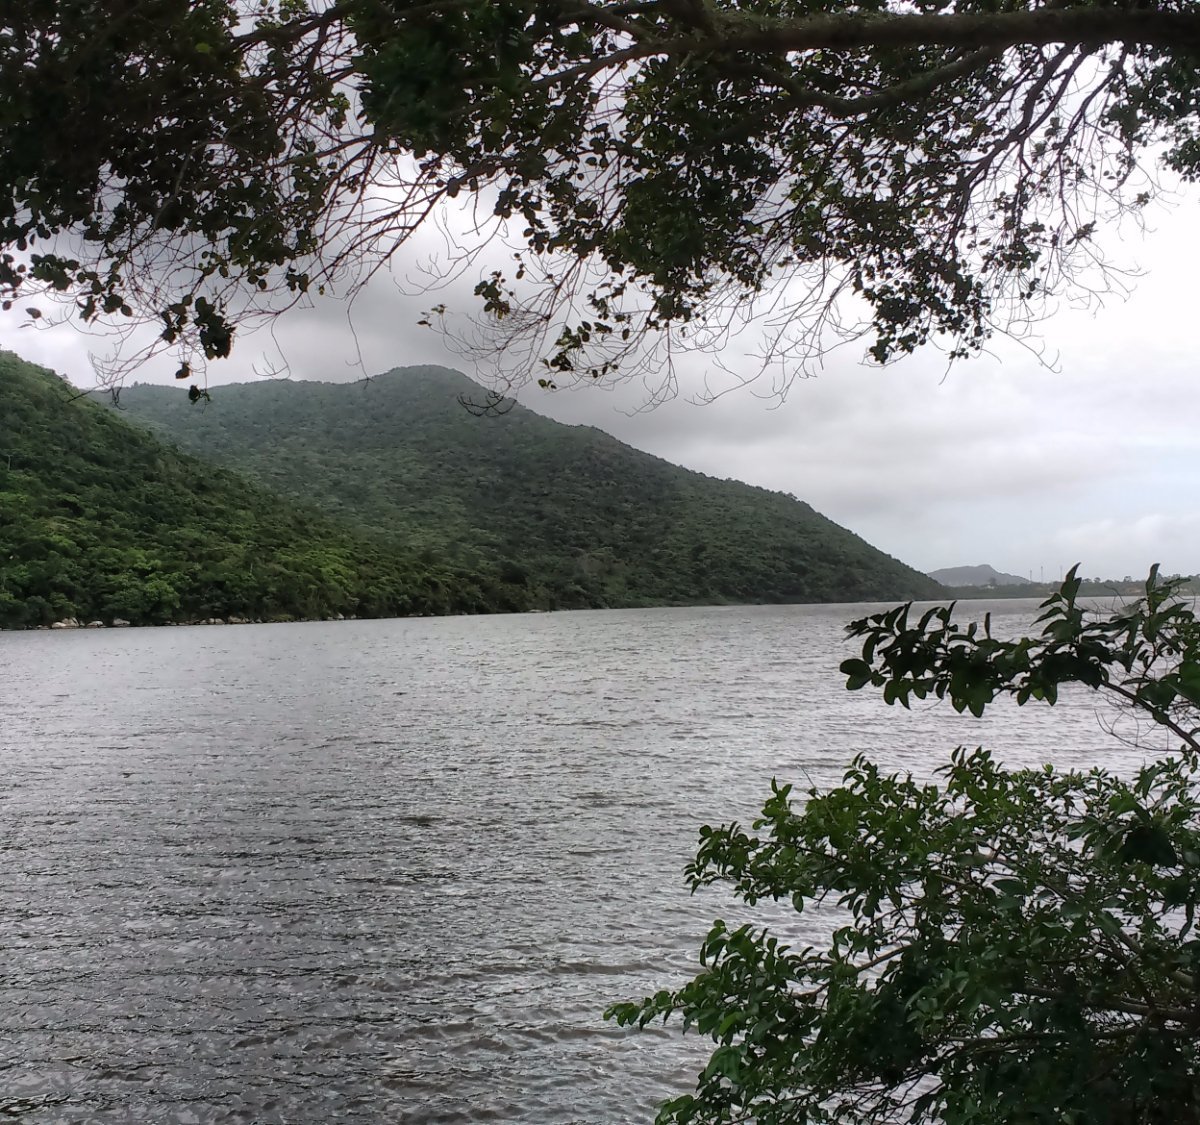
(842, 564, 1200, 736)
(2, 1, 1198, 387)
(610, 572, 1200, 1124)
(1, 0, 347, 362)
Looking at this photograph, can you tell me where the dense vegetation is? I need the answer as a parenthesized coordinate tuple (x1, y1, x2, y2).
(0, 352, 532, 627)
(3, 3, 1196, 388)
(116, 366, 942, 609)
(611, 570, 1200, 1123)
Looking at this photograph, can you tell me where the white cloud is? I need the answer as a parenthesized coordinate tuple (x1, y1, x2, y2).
(1052, 515, 1200, 579)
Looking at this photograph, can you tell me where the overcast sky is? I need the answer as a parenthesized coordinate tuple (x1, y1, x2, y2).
(3, 193, 1196, 583)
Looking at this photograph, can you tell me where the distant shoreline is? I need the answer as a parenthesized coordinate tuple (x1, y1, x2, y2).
(941, 581, 1199, 601)
(9, 585, 1195, 634)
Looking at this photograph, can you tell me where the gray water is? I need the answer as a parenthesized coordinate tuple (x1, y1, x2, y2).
(0, 602, 1158, 1123)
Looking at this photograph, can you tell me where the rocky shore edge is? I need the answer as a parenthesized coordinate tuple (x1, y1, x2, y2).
(36, 614, 357, 630)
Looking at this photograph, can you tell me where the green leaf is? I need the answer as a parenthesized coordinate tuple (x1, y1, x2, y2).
(1117, 823, 1179, 867)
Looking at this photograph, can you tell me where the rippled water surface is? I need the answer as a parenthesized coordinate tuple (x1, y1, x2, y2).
(0, 602, 1155, 1123)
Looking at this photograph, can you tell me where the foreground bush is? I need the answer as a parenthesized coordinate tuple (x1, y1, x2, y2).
(611, 569, 1200, 1124)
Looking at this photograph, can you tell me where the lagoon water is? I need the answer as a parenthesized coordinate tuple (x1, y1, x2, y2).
(0, 602, 1156, 1123)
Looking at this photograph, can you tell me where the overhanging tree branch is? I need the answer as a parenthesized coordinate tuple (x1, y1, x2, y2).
(706, 6, 1200, 54)
(1, 0, 1197, 391)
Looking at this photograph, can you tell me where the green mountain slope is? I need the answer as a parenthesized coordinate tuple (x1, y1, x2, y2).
(0, 352, 531, 627)
(117, 365, 942, 607)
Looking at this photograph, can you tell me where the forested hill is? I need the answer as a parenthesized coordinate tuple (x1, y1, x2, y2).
(0, 352, 533, 627)
(928, 564, 1029, 587)
(117, 365, 942, 606)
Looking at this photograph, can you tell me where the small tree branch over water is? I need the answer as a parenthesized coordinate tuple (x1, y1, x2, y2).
(608, 568, 1200, 1123)
(1, 1, 1199, 391)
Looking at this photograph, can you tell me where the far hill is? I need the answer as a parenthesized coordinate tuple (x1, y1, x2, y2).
(928, 564, 1030, 587)
(0, 352, 531, 628)
(116, 366, 943, 607)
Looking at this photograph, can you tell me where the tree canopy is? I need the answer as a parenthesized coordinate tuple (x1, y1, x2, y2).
(3, 0, 1198, 388)
(609, 569, 1200, 1123)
